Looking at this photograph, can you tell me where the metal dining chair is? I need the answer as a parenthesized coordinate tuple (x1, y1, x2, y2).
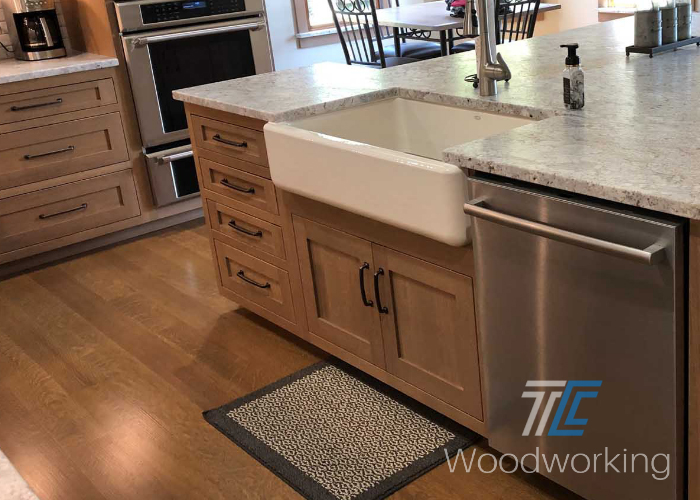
(451, 0, 542, 53)
(327, 0, 419, 68)
(376, 0, 443, 60)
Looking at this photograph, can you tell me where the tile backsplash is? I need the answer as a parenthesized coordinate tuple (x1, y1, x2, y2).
(0, 0, 71, 60)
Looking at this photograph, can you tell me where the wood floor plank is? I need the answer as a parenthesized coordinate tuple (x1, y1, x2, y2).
(0, 220, 580, 500)
(0, 386, 108, 500)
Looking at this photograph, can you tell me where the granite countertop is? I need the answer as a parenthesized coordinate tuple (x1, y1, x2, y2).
(0, 52, 119, 85)
(174, 17, 700, 220)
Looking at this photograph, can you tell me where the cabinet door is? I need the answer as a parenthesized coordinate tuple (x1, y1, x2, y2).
(373, 245, 483, 419)
(293, 216, 385, 368)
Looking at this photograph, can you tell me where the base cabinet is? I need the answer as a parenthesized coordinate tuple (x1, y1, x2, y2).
(293, 215, 386, 368)
(186, 105, 485, 433)
(293, 216, 483, 420)
(373, 245, 483, 419)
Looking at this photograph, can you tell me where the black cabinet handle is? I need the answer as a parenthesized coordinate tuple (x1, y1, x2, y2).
(39, 203, 88, 220)
(213, 134, 247, 148)
(220, 178, 255, 194)
(236, 270, 270, 289)
(24, 145, 74, 160)
(228, 219, 263, 238)
(373, 268, 388, 314)
(359, 262, 373, 307)
(11, 98, 62, 111)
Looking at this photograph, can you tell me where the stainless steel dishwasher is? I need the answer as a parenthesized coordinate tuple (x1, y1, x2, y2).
(465, 175, 685, 500)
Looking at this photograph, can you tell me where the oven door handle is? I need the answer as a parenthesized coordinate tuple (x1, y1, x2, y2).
(130, 21, 266, 47)
(159, 150, 194, 164)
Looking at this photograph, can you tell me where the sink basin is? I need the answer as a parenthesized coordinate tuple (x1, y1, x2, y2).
(264, 97, 534, 246)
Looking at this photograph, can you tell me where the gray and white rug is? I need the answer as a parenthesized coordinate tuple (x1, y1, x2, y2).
(0, 450, 39, 500)
(205, 360, 479, 500)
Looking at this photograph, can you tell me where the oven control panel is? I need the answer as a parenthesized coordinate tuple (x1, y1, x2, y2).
(141, 0, 246, 24)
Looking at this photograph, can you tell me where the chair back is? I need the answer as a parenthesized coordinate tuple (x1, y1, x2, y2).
(496, 0, 541, 44)
(327, 0, 387, 68)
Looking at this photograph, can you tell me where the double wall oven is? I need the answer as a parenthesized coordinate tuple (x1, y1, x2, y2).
(116, 0, 273, 206)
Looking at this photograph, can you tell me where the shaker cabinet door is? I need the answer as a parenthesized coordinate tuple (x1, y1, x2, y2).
(293, 216, 385, 368)
(373, 245, 483, 419)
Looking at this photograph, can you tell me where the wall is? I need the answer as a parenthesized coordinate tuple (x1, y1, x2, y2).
(0, 0, 72, 59)
(534, 0, 599, 37)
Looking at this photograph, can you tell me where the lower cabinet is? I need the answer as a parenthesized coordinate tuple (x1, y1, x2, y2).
(373, 245, 483, 419)
(293, 216, 483, 419)
(293, 215, 386, 368)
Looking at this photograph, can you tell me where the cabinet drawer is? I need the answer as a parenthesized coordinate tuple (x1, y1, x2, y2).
(0, 79, 118, 126)
(192, 115, 268, 167)
(207, 200, 286, 262)
(215, 239, 295, 322)
(0, 112, 129, 190)
(0, 170, 140, 254)
(200, 158, 278, 216)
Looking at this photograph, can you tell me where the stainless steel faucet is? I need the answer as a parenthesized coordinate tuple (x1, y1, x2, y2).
(476, 0, 511, 96)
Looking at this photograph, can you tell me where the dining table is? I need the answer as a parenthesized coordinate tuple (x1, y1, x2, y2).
(374, 1, 562, 57)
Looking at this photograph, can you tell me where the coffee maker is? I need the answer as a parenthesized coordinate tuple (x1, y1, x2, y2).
(2, 0, 66, 61)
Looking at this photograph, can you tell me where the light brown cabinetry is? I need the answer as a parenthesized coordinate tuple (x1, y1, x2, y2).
(0, 170, 139, 259)
(373, 246, 483, 419)
(293, 216, 385, 368)
(293, 216, 483, 420)
(0, 69, 145, 269)
(185, 104, 485, 435)
(191, 114, 268, 167)
(0, 78, 117, 125)
(0, 112, 129, 189)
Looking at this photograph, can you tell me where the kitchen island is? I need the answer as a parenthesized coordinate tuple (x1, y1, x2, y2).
(174, 16, 700, 500)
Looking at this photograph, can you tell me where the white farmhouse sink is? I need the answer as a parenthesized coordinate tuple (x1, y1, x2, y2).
(264, 97, 533, 246)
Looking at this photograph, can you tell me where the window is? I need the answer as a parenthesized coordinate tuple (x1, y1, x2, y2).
(294, 0, 335, 33)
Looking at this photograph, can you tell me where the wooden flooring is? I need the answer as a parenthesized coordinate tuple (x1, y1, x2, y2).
(0, 220, 581, 500)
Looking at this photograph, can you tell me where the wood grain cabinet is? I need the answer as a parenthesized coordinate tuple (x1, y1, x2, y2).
(293, 215, 386, 368)
(0, 112, 129, 189)
(185, 103, 485, 433)
(293, 216, 483, 419)
(373, 246, 483, 419)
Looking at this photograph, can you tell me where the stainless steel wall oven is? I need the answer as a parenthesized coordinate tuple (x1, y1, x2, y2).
(115, 0, 273, 206)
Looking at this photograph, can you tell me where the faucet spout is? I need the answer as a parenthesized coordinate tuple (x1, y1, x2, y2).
(476, 0, 510, 96)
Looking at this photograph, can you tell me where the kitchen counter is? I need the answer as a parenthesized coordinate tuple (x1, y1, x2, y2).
(0, 52, 119, 85)
(173, 17, 700, 219)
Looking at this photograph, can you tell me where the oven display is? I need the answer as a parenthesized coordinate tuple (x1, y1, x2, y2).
(141, 0, 246, 24)
(182, 1, 206, 9)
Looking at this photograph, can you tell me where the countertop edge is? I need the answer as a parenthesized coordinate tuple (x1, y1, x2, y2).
(0, 55, 119, 85)
(445, 153, 700, 220)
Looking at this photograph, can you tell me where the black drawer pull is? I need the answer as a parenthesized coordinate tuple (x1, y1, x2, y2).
(228, 219, 263, 237)
(373, 268, 389, 314)
(220, 178, 255, 194)
(24, 145, 75, 160)
(213, 134, 248, 148)
(39, 203, 88, 220)
(359, 262, 373, 307)
(236, 270, 270, 289)
(11, 98, 63, 111)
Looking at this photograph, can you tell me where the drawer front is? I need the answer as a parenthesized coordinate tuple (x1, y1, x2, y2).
(200, 158, 278, 216)
(0, 112, 129, 190)
(215, 239, 295, 322)
(0, 170, 140, 254)
(207, 200, 286, 261)
(192, 115, 268, 166)
(0, 79, 118, 125)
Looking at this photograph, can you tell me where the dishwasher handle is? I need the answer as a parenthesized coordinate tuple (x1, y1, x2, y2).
(464, 198, 666, 265)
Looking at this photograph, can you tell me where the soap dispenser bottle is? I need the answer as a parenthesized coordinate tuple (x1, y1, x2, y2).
(561, 43, 584, 110)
